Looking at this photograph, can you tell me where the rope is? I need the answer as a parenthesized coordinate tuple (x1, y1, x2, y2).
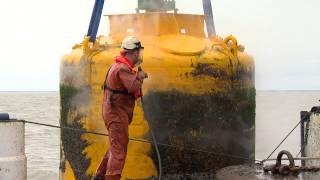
(264, 120, 301, 160)
(20, 119, 149, 144)
(264, 113, 310, 161)
(18, 119, 260, 163)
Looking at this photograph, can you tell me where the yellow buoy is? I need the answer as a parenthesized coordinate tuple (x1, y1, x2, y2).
(60, 7, 255, 180)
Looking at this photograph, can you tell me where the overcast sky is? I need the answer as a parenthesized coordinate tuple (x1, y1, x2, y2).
(0, 0, 319, 91)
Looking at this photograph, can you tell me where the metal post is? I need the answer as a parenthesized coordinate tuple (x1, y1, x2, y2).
(300, 111, 308, 166)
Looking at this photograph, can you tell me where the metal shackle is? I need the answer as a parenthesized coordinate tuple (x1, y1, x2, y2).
(275, 150, 298, 175)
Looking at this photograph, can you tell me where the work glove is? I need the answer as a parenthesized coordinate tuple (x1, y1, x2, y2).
(137, 70, 148, 80)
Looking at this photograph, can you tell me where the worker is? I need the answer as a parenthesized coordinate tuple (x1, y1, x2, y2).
(94, 36, 148, 180)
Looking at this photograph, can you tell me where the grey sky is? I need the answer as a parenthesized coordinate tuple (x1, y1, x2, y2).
(0, 0, 319, 91)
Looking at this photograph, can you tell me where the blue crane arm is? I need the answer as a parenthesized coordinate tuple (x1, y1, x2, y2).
(202, 0, 216, 37)
(87, 0, 105, 42)
(86, 0, 216, 41)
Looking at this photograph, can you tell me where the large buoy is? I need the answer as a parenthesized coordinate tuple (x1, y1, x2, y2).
(59, 1, 255, 179)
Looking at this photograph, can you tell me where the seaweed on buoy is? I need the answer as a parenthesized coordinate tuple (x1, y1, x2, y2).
(60, 85, 91, 179)
(143, 87, 255, 175)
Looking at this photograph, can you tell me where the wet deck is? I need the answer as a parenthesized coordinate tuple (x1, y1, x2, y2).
(216, 164, 320, 180)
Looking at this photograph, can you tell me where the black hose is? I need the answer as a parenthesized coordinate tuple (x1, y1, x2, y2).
(138, 66, 162, 180)
(141, 96, 162, 180)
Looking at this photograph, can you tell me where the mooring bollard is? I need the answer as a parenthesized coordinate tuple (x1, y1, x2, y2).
(303, 106, 320, 167)
(0, 113, 27, 180)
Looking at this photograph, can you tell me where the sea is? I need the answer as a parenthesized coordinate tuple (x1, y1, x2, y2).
(0, 91, 319, 179)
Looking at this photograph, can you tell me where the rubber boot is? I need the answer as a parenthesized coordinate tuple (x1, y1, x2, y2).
(93, 175, 105, 180)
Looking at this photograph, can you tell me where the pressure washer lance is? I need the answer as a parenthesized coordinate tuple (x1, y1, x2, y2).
(138, 66, 162, 180)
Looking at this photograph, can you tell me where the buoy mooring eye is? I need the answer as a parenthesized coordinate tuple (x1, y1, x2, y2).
(264, 150, 299, 176)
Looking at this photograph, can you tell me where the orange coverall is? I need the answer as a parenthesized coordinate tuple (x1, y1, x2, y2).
(96, 56, 142, 179)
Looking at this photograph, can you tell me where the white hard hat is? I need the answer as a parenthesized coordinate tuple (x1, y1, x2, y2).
(121, 36, 144, 50)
